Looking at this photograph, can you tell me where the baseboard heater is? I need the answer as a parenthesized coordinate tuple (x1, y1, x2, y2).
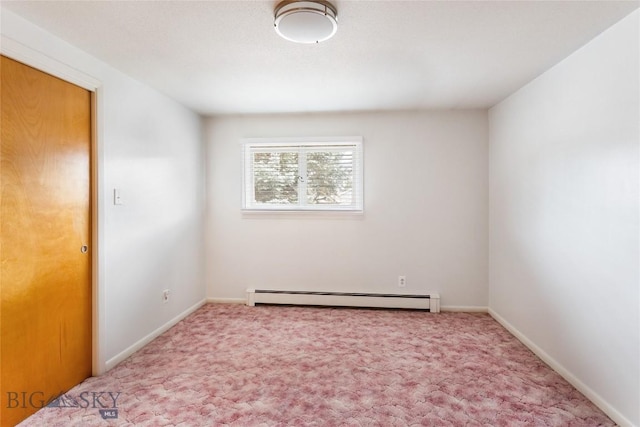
(246, 289, 440, 312)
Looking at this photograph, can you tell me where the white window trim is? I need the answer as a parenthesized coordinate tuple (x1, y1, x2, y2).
(241, 136, 364, 213)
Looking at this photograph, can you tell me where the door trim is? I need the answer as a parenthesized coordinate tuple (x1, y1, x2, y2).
(1, 36, 100, 90)
(1, 36, 106, 375)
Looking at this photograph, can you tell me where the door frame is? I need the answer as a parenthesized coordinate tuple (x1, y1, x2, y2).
(1, 36, 106, 375)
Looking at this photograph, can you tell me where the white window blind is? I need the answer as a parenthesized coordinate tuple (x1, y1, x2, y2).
(242, 137, 363, 212)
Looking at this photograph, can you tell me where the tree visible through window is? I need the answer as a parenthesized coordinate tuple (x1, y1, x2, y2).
(243, 138, 363, 211)
(253, 151, 299, 204)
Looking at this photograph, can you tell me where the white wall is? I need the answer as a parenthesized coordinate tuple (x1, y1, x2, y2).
(1, 10, 206, 372)
(205, 111, 488, 309)
(489, 10, 639, 427)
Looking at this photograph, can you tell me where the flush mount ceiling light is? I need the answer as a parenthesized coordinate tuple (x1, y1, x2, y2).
(274, 0, 338, 44)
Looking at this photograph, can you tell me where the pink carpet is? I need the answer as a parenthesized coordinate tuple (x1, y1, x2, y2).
(20, 304, 614, 426)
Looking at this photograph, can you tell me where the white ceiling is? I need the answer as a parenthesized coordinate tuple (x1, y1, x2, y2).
(2, 0, 638, 115)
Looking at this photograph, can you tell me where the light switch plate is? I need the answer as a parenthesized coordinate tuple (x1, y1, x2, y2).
(114, 188, 123, 205)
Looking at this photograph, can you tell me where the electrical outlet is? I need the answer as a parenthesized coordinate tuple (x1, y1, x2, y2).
(162, 289, 170, 303)
(398, 276, 406, 287)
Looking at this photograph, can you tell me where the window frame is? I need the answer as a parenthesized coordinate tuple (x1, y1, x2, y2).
(241, 137, 364, 212)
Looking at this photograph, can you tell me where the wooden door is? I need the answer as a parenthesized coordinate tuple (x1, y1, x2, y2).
(1, 56, 92, 427)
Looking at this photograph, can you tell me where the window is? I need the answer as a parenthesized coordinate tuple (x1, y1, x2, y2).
(242, 137, 363, 212)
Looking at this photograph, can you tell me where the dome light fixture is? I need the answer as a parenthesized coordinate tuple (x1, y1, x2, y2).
(274, 0, 338, 44)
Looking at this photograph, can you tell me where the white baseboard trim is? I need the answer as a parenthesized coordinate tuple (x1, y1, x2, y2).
(104, 299, 206, 372)
(441, 305, 488, 313)
(489, 308, 635, 427)
(207, 297, 245, 304)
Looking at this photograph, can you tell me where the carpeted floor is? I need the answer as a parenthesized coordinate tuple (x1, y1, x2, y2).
(20, 304, 614, 426)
